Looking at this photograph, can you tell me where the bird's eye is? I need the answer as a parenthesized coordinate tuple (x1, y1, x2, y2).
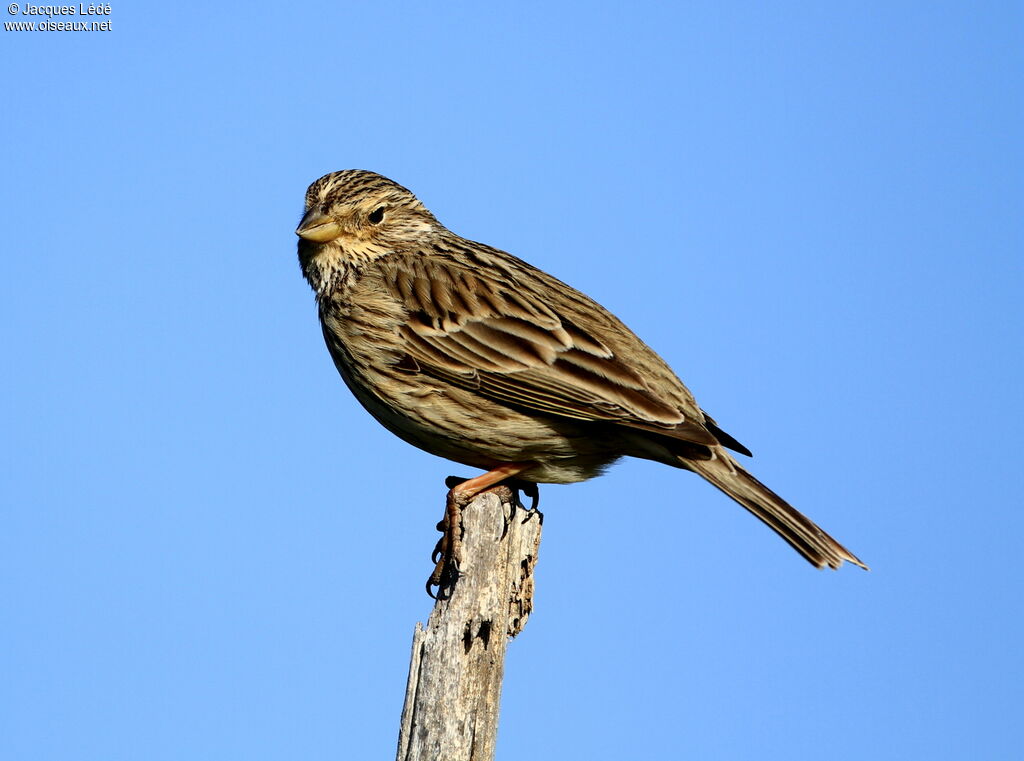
(368, 206, 386, 224)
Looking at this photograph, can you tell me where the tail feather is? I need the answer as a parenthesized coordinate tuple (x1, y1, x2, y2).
(686, 451, 867, 570)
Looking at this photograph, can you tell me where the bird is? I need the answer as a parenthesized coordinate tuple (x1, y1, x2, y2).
(295, 169, 866, 594)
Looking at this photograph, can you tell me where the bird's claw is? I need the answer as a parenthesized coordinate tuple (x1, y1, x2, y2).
(426, 486, 467, 599)
(426, 476, 542, 598)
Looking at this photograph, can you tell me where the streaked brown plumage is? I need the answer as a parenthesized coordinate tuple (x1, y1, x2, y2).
(296, 169, 865, 576)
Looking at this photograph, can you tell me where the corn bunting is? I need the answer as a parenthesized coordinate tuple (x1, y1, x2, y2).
(296, 170, 866, 594)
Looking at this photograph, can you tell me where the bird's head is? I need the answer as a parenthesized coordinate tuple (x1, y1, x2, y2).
(296, 169, 439, 291)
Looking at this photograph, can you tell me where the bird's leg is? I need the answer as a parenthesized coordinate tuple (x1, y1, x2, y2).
(443, 476, 541, 539)
(427, 462, 535, 598)
(443, 476, 540, 513)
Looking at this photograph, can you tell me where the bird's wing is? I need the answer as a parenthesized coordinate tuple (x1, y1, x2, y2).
(378, 249, 738, 451)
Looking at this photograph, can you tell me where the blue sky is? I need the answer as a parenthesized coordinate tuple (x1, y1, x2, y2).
(2, 3, 1021, 759)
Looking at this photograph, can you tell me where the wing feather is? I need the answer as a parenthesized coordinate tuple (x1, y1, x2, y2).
(379, 250, 744, 452)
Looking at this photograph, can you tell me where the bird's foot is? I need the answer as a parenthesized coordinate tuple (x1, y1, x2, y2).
(426, 472, 541, 598)
(427, 485, 472, 599)
(443, 475, 541, 537)
(444, 475, 540, 511)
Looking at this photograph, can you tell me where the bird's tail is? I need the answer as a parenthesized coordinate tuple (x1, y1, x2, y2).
(685, 451, 867, 570)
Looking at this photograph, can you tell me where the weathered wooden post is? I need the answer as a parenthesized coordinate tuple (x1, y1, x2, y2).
(396, 490, 543, 761)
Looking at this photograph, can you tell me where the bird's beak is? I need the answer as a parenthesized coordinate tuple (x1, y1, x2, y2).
(296, 208, 344, 242)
